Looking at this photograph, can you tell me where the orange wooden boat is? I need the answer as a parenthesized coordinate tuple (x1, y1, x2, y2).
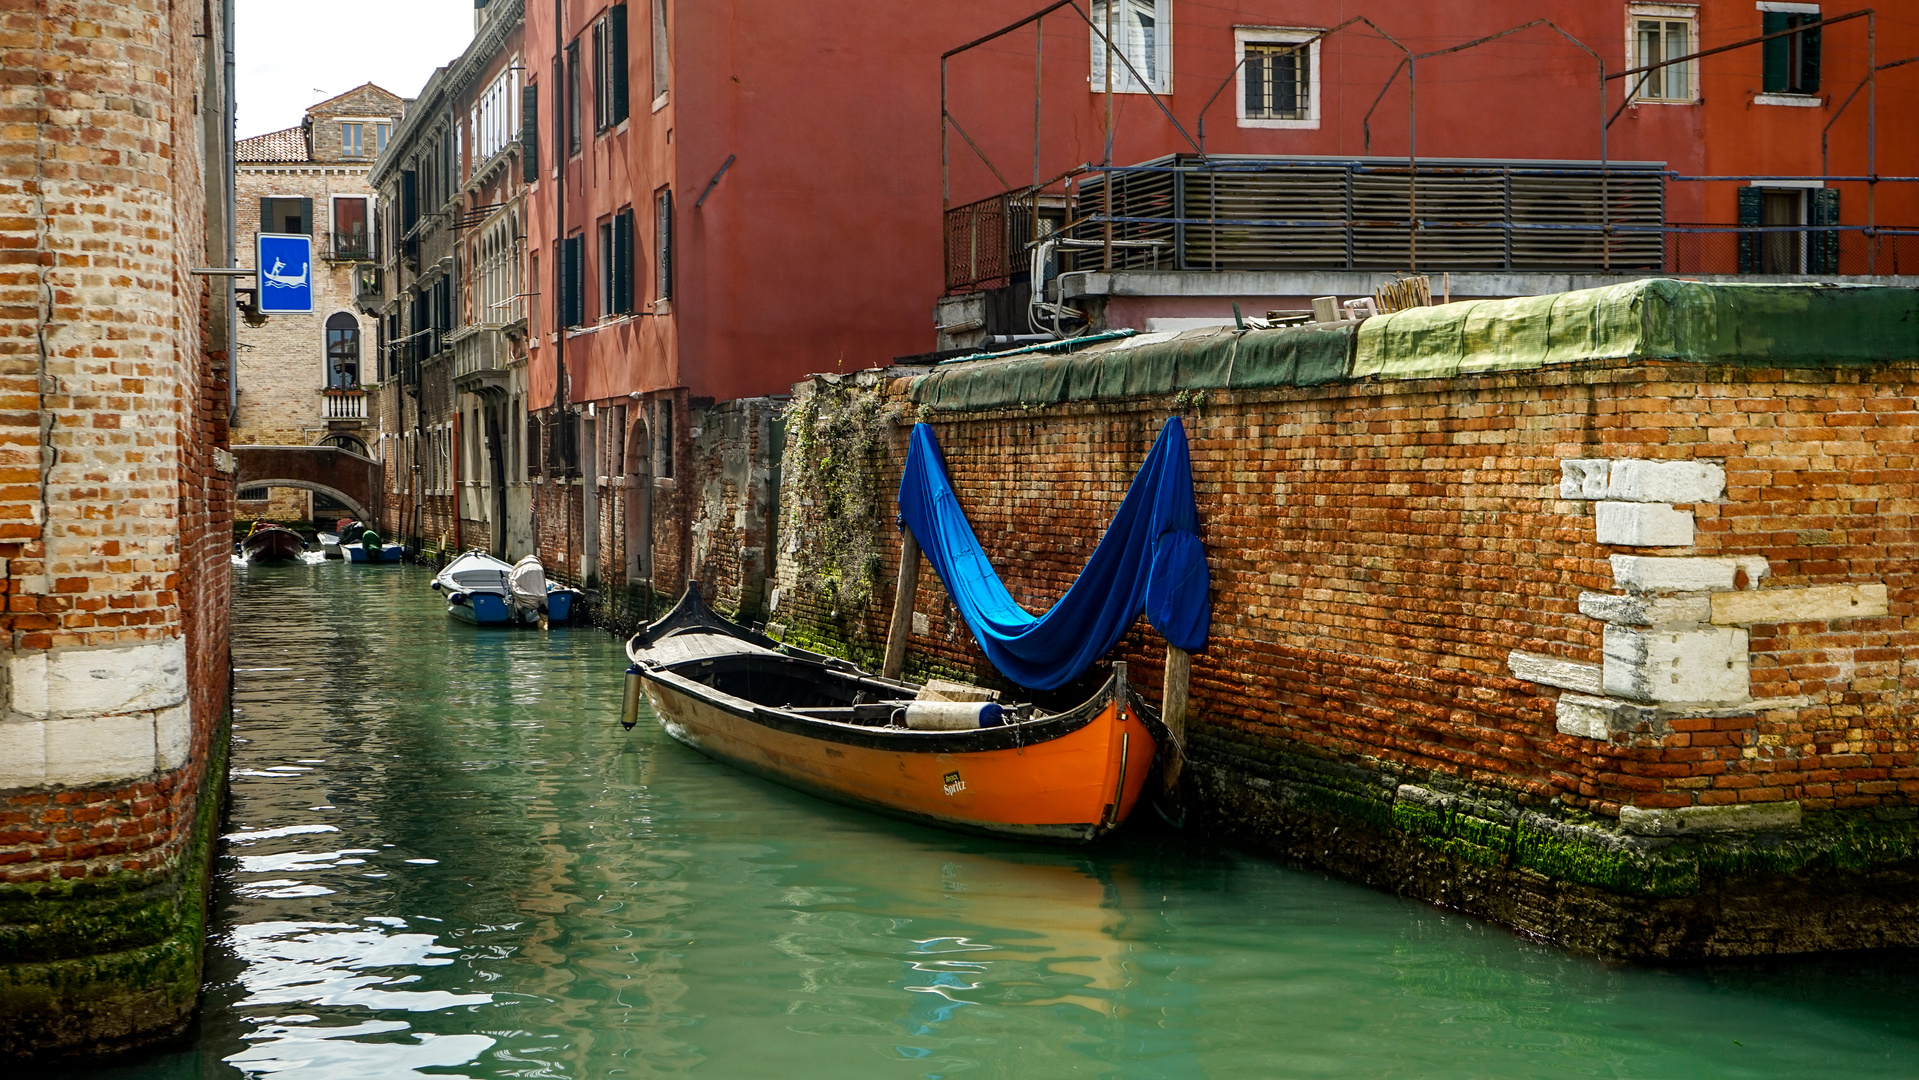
(624, 585, 1162, 843)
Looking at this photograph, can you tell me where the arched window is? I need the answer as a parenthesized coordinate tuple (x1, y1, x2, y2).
(325, 312, 360, 388)
(320, 433, 369, 457)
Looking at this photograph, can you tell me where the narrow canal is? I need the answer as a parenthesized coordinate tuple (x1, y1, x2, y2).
(73, 562, 1919, 1078)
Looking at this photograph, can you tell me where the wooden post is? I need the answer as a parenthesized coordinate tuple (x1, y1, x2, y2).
(882, 527, 921, 680)
(1159, 644, 1190, 804)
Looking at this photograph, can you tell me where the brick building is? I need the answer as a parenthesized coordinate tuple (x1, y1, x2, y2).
(369, 1, 531, 559)
(234, 85, 405, 525)
(0, 0, 238, 1060)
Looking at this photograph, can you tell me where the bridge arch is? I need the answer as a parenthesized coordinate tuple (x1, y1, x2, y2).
(233, 444, 380, 524)
(237, 478, 370, 521)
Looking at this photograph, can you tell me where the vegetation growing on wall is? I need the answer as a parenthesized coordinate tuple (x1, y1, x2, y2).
(783, 378, 902, 637)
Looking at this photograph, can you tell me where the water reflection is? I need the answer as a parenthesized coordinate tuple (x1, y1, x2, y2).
(61, 560, 1919, 1080)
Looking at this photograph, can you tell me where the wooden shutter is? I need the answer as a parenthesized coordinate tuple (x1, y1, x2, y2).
(1762, 12, 1788, 93)
(655, 190, 672, 299)
(1801, 16, 1822, 93)
(521, 85, 539, 182)
(400, 170, 418, 230)
(1809, 188, 1840, 274)
(562, 235, 584, 327)
(611, 5, 630, 123)
(258, 198, 272, 233)
(613, 211, 633, 313)
(1737, 186, 1763, 273)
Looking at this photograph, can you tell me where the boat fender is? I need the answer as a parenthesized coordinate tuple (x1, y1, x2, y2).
(619, 665, 644, 730)
(902, 701, 1005, 731)
(448, 591, 469, 607)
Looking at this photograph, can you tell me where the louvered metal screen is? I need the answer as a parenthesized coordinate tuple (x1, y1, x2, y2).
(1070, 155, 1667, 274)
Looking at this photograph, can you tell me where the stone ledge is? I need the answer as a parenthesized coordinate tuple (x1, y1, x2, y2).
(1507, 650, 1602, 695)
(1561, 458, 1726, 503)
(1578, 591, 1712, 626)
(1611, 554, 1769, 594)
(1620, 801, 1803, 837)
(1710, 583, 1889, 626)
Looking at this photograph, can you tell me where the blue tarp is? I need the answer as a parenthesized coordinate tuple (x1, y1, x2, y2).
(895, 418, 1210, 690)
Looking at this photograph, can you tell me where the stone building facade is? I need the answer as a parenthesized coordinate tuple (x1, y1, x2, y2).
(370, 2, 529, 560)
(234, 85, 404, 524)
(0, 0, 237, 1060)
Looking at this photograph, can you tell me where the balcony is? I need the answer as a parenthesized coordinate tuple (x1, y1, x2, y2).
(322, 388, 367, 422)
(451, 332, 511, 393)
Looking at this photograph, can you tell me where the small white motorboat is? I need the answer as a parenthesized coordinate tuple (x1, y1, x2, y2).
(431, 551, 583, 626)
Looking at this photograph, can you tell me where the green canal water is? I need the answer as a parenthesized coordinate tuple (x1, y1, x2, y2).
(67, 562, 1919, 1078)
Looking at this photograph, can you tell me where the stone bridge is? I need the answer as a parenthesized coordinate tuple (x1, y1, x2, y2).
(232, 444, 381, 521)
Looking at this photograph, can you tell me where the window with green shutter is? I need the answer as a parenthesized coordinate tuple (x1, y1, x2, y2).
(1762, 10, 1821, 95)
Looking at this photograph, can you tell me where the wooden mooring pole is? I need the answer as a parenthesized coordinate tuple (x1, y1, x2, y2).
(1160, 644, 1190, 804)
(882, 527, 921, 680)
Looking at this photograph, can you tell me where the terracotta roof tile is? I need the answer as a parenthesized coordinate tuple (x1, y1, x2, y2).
(237, 126, 308, 163)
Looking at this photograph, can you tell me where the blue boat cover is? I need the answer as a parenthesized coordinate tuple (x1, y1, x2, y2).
(896, 417, 1209, 690)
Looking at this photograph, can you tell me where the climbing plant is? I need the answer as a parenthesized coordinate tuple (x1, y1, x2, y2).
(786, 380, 901, 628)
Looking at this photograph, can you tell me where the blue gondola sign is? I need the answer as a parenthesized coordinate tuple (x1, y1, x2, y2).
(255, 233, 312, 313)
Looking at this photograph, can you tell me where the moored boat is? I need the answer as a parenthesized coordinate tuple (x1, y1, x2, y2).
(625, 584, 1161, 843)
(433, 551, 580, 625)
(238, 522, 305, 564)
(343, 540, 406, 563)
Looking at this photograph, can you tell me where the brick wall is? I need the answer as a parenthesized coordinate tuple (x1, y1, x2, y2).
(755, 346, 1919, 954)
(0, 0, 235, 1056)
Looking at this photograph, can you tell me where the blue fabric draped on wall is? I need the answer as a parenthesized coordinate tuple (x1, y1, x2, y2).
(895, 417, 1210, 691)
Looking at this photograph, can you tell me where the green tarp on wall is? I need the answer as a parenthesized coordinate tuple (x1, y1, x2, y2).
(909, 280, 1919, 412)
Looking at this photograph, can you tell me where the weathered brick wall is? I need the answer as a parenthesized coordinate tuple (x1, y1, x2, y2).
(773, 361, 1919, 824)
(0, 0, 234, 1056)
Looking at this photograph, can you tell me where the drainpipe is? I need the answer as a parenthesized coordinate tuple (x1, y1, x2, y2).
(225, 0, 238, 424)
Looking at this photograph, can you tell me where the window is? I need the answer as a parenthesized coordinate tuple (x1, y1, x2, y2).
(595, 6, 628, 128)
(1738, 185, 1838, 274)
(375, 122, 391, 156)
(599, 210, 634, 316)
(521, 84, 540, 182)
(567, 40, 583, 155)
(400, 169, 418, 232)
(1237, 30, 1319, 126)
(1090, 0, 1171, 94)
(238, 486, 269, 502)
(529, 251, 541, 337)
(260, 197, 312, 235)
(654, 189, 672, 301)
(476, 63, 519, 164)
(325, 313, 360, 388)
(651, 0, 669, 102)
(561, 233, 585, 327)
(655, 399, 673, 479)
(342, 122, 365, 158)
(1761, 5, 1821, 95)
(1630, 7, 1695, 102)
(332, 196, 369, 259)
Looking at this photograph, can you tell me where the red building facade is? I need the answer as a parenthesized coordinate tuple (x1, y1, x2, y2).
(519, 0, 1917, 612)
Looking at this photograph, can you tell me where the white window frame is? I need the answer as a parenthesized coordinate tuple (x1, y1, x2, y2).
(1627, 4, 1699, 104)
(1235, 27, 1321, 130)
(1089, 0, 1172, 96)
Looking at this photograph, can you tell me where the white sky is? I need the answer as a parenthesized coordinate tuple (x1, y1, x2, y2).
(236, 0, 477, 138)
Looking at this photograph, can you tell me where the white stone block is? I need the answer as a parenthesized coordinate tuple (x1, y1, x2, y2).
(1594, 502, 1695, 547)
(1560, 459, 1611, 499)
(1507, 650, 1603, 695)
(1555, 693, 1631, 739)
(155, 705, 192, 770)
(43, 713, 157, 786)
(0, 721, 46, 788)
(1710, 583, 1890, 626)
(1577, 591, 1712, 626)
(7, 638, 187, 722)
(1619, 801, 1801, 836)
(1610, 555, 1769, 594)
(1605, 459, 1726, 504)
(912, 611, 930, 636)
(1603, 625, 1749, 703)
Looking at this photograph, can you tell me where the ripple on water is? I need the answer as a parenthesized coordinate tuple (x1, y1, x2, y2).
(60, 561, 1919, 1080)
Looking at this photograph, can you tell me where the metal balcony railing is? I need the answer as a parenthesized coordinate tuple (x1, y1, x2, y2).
(322, 388, 367, 421)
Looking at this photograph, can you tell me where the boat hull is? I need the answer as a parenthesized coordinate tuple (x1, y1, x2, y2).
(640, 669, 1157, 843)
(240, 528, 304, 563)
(446, 591, 514, 625)
(345, 542, 405, 563)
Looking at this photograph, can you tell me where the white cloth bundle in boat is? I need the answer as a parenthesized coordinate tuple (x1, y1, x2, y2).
(903, 701, 1005, 730)
(509, 555, 548, 604)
